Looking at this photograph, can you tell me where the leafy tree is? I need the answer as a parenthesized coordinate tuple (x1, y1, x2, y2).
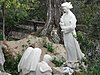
(89, 11, 100, 40)
(28, 0, 47, 21)
(0, 0, 37, 38)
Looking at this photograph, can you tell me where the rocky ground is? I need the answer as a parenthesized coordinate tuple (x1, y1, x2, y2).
(0, 34, 66, 74)
(1, 33, 66, 60)
(0, 33, 84, 75)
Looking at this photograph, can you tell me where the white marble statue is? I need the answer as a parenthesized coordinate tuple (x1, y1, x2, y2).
(18, 44, 42, 75)
(36, 54, 52, 75)
(0, 45, 5, 72)
(59, 2, 85, 67)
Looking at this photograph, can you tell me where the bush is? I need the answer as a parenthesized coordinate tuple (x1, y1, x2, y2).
(84, 60, 100, 75)
(4, 54, 22, 75)
(43, 37, 55, 53)
(52, 57, 64, 67)
(77, 31, 100, 75)
(43, 42, 54, 53)
(0, 33, 3, 40)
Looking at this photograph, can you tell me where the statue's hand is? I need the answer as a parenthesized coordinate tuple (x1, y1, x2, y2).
(59, 22, 64, 26)
(59, 22, 65, 31)
(61, 30, 64, 32)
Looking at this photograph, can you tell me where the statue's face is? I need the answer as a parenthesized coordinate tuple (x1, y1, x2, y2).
(62, 6, 69, 13)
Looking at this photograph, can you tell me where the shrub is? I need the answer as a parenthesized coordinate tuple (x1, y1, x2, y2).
(77, 31, 100, 75)
(43, 37, 54, 53)
(46, 43, 54, 53)
(0, 33, 3, 40)
(84, 60, 100, 75)
(4, 54, 22, 75)
(52, 57, 64, 67)
(43, 42, 54, 53)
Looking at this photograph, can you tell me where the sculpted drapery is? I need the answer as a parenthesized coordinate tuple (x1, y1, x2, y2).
(60, 2, 85, 64)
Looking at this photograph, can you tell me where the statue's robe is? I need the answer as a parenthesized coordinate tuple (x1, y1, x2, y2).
(18, 47, 42, 75)
(36, 61, 52, 75)
(60, 10, 84, 63)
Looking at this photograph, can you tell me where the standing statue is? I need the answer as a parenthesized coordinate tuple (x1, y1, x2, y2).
(18, 43, 42, 75)
(59, 2, 85, 68)
(0, 45, 5, 72)
(36, 54, 52, 75)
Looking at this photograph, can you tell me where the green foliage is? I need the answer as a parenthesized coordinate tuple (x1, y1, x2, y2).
(4, 54, 22, 75)
(43, 37, 54, 52)
(44, 42, 54, 53)
(84, 60, 100, 75)
(80, 4, 99, 25)
(77, 31, 96, 53)
(52, 57, 64, 67)
(5, 0, 32, 26)
(22, 44, 27, 48)
(28, 0, 47, 21)
(0, 0, 38, 38)
(42, 37, 48, 47)
(89, 11, 100, 40)
(43, 38, 54, 53)
(70, 0, 100, 42)
(46, 43, 54, 53)
(27, 40, 31, 44)
(0, 33, 3, 40)
(77, 31, 100, 74)
(0, 0, 47, 39)
(70, 0, 99, 25)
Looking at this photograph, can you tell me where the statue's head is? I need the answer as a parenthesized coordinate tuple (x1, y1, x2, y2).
(43, 54, 52, 63)
(61, 2, 73, 13)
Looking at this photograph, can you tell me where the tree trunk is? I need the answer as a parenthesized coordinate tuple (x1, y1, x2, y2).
(2, 1, 6, 41)
(38, 0, 67, 43)
(38, 0, 67, 38)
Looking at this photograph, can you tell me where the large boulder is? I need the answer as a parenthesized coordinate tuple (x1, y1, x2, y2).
(1, 34, 67, 64)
